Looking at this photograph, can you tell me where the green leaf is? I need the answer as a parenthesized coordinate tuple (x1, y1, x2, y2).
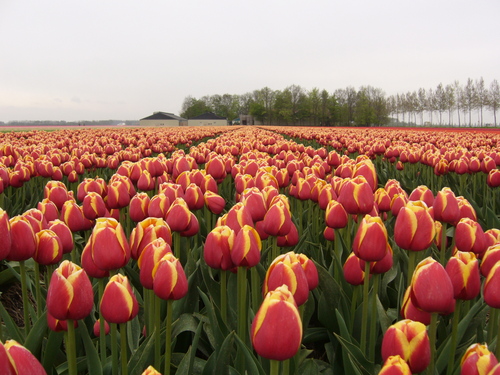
(24, 312, 48, 357)
(42, 330, 64, 374)
(0, 299, 23, 343)
(333, 334, 373, 375)
(233, 333, 266, 375)
(128, 333, 155, 375)
(316, 264, 342, 332)
(78, 322, 103, 375)
(299, 358, 320, 374)
(214, 331, 236, 374)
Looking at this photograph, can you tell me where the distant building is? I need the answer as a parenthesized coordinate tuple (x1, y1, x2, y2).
(140, 112, 187, 127)
(187, 112, 228, 127)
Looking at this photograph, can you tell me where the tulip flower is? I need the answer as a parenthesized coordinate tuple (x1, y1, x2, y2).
(251, 285, 302, 361)
(343, 252, 366, 286)
(240, 187, 267, 222)
(455, 218, 487, 257)
(100, 273, 139, 324)
(410, 257, 455, 314)
(93, 319, 110, 337)
(480, 244, 500, 278)
(231, 224, 262, 268)
(277, 221, 299, 247)
(130, 217, 172, 260)
(37, 198, 60, 222)
(374, 187, 392, 213)
(184, 183, 205, 210)
(487, 169, 500, 188)
(263, 252, 310, 306)
(47, 312, 78, 332)
(381, 319, 430, 373)
(337, 175, 374, 215)
(34, 229, 63, 265)
(204, 190, 226, 214)
(433, 187, 460, 225)
(394, 200, 435, 252)
(379, 355, 411, 375)
(129, 192, 151, 222)
(44, 180, 70, 210)
(60, 200, 93, 232)
(409, 185, 434, 207)
(152, 252, 188, 300)
(89, 217, 130, 271)
(483, 262, 500, 309)
(1, 339, 47, 375)
(137, 169, 155, 191)
(461, 343, 498, 375)
(325, 200, 349, 229)
(205, 155, 227, 182)
(46, 260, 94, 321)
(165, 197, 193, 233)
(107, 177, 134, 209)
(148, 193, 171, 218)
(82, 191, 107, 220)
(204, 225, 236, 271)
(225, 202, 254, 233)
(261, 198, 293, 237)
(352, 215, 388, 262)
(446, 251, 481, 300)
(0, 208, 11, 261)
(400, 286, 431, 325)
(7, 215, 36, 262)
(141, 366, 162, 375)
(138, 238, 173, 289)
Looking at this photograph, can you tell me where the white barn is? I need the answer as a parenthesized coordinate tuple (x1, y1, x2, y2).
(187, 112, 228, 127)
(139, 112, 187, 127)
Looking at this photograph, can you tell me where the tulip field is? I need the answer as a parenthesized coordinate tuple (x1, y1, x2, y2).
(2, 125, 500, 375)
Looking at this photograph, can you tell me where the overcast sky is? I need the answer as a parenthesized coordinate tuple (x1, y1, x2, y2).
(1, 0, 499, 122)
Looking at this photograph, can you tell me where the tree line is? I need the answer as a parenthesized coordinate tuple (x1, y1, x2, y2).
(180, 78, 500, 127)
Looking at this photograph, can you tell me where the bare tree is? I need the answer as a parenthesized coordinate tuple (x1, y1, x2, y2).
(463, 78, 476, 126)
(453, 81, 462, 127)
(417, 88, 427, 125)
(445, 84, 455, 126)
(476, 77, 487, 126)
(489, 79, 500, 127)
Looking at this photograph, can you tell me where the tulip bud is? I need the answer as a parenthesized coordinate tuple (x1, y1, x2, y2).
(277, 221, 299, 247)
(262, 199, 292, 236)
(46, 260, 94, 320)
(165, 198, 193, 232)
(251, 285, 302, 361)
(206, 156, 227, 182)
(89, 217, 130, 271)
(137, 170, 155, 191)
(204, 225, 236, 271)
(100, 274, 139, 324)
(47, 312, 78, 332)
(374, 187, 392, 213)
(394, 200, 435, 252)
(141, 366, 162, 375)
(1, 339, 47, 374)
(381, 319, 430, 373)
(93, 319, 110, 337)
(263, 252, 310, 306)
(343, 252, 366, 286)
(445, 251, 481, 300)
(461, 343, 498, 375)
(7, 216, 36, 262)
(487, 169, 500, 188)
(81, 241, 109, 278)
(379, 355, 412, 375)
(204, 190, 226, 215)
(231, 224, 261, 268)
(240, 188, 267, 222)
(107, 178, 133, 209)
(184, 183, 205, 211)
(352, 215, 388, 262)
(148, 193, 171, 218)
(47, 219, 73, 254)
(410, 257, 455, 314)
(44, 180, 70, 210)
(37, 198, 60, 222)
(409, 185, 434, 207)
(481, 244, 500, 278)
(152, 252, 188, 300)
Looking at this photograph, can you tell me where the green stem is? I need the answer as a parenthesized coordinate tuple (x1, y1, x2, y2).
(251, 266, 261, 314)
(120, 323, 128, 375)
(66, 319, 77, 375)
(34, 262, 43, 317)
(98, 279, 107, 364)
(154, 295, 161, 370)
(19, 261, 31, 336)
(360, 261, 371, 355)
(164, 299, 173, 375)
(407, 250, 417, 286)
(111, 323, 118, 375)
(488, 307, 497, 345)
(173, 232, 181, 260)
(369, 274, 380, 362)
(447, 300, 462, 375)
(237, 266, 248, 373)
(220, 270, 227, 324)
(440, 222, 448, 266)
(428, 313, 438, 375)
(282, 357, 290, 375)
(270, 359, 280, 375)
(349, 286, 360, 333)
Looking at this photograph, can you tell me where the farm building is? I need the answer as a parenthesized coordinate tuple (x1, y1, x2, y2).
(187, 112, 227, 127)
(139, 112, 187, 127)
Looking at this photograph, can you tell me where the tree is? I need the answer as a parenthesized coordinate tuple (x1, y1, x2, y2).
(463, 78, 476, 126)
(444, 84, 455, 126)
(453, 81, 462, 127)
(476, 77, 487, 126)
(489, 79, 500, 127)
(308, 88, 321, 126)
(417, 88, 427, 125)
(435, 83, 447, 126)
(180, 96, 211, 119)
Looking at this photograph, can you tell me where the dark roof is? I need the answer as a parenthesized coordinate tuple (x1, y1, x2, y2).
(189, 112, 226, 120)
(140, 112, 186, 121)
